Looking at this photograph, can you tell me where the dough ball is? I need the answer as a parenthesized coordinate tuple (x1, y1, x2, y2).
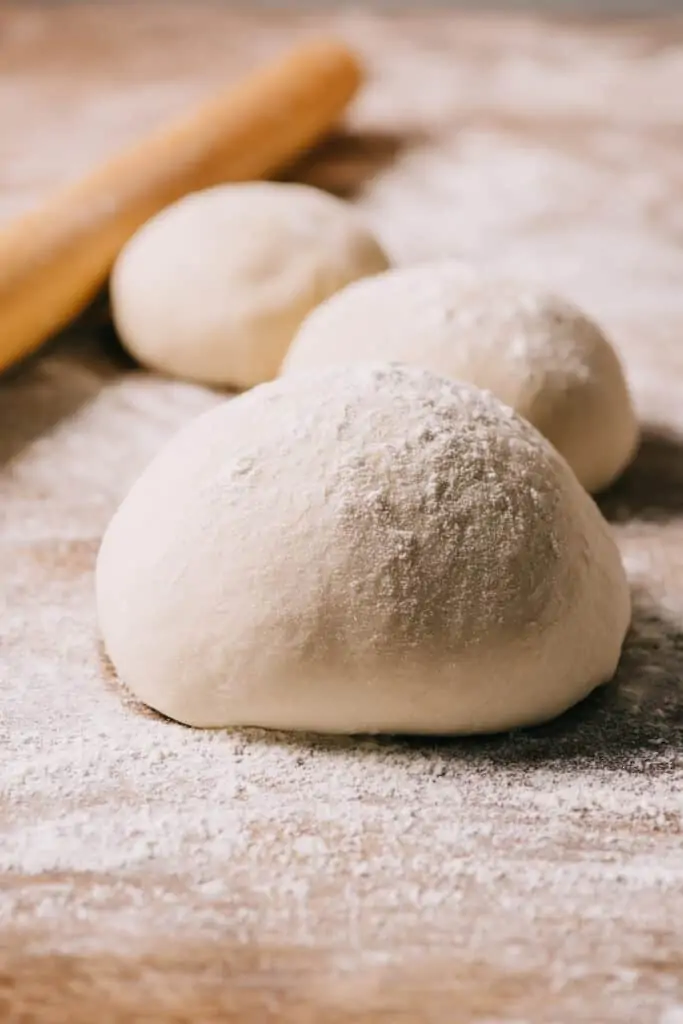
(96, 364, 630, 736)
(110, 182, 389, 389)
(282, 262, 639, 492)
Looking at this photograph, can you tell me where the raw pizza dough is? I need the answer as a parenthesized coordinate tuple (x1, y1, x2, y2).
(96, 364, 630, 735)
(110, 182, 389, 389)
(282, 262, 639, 492)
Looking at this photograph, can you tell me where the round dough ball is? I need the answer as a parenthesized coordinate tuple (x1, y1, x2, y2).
(96, 364, 630, 735)
(282, 262, 638, 492)
(110, 182, 389, 389)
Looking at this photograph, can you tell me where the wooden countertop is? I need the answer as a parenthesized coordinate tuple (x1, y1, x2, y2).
(1, 6, 683, 1022)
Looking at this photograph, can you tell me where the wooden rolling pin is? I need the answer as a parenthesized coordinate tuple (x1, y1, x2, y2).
(0, 39, 362, 375)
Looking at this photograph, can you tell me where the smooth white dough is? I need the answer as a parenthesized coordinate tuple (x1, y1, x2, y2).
(110, 182, 389, 389)
(96, 364, 630, 735)
(282, 262, 639, 492)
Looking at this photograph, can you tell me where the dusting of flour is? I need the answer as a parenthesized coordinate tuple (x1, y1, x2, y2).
(2, 8, 683, 1023)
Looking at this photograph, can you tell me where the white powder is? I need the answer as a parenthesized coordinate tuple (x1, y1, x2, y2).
(2, 9, 683, 1022)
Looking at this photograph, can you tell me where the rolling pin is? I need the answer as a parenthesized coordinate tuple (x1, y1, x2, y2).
(0, 38, 362, 375)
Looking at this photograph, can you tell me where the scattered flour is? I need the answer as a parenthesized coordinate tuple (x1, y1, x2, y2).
(2, 9, 683, 1021)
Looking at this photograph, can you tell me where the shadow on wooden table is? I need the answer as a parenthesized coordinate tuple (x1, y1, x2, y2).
(598, 426, 683, 523)
(283, 126, 427, 199)
(505, 591, 683, 759)
(0, 294, 132, 469)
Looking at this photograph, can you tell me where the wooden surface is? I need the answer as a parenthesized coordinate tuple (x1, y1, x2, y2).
(2, 6, 683, 1022)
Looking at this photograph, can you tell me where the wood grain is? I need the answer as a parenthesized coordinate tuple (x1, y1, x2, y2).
(2, 6, 683, 1023)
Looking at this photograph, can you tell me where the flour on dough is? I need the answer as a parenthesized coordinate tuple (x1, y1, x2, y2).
(282, 262, 639, 492)
(96, 364, 630, 735)
(110, 182, 389, 389)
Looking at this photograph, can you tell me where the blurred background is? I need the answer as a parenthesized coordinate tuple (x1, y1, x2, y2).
(25, 0, 683, 10)
(247, 1, 678, 7)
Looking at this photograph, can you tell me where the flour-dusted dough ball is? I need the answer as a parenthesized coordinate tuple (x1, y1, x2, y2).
(96, 365, 630, 735)
(110, 182, 389, 389)
(282, 263, 639, 492)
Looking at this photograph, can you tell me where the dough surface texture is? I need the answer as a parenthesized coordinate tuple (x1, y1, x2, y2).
(282, 262, 639, 492)
(110, 182, 389, 389)
(96, 364, 630, 735)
